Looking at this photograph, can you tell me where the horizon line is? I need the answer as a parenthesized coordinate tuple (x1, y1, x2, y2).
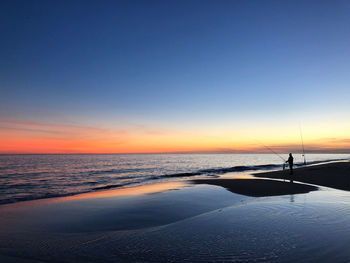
(1, 151, 350, 155)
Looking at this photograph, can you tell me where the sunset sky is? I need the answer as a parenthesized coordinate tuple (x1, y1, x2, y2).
(1, 0, 350, 154)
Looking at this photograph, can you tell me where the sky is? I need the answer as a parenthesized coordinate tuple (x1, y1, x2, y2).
(1, 0, 350, 154)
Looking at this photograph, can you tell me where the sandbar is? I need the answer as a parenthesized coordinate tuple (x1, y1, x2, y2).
(193, 178, 318, 197)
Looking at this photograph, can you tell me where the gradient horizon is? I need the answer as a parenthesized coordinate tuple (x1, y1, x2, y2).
(1, 0, 350, 154)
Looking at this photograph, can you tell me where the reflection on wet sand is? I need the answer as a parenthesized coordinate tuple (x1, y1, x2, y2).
(0, 181, 188, 211)
(60, 181, 188, 201)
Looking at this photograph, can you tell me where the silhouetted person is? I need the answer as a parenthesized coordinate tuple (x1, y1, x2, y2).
(286, 153, 294, 183)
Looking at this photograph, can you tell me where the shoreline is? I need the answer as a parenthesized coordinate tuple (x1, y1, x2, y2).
(193, 160, 350, 197)
(1, 161, 350, 262)
(2, 160, 348, 208)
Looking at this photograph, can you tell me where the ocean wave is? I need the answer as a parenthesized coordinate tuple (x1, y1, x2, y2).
(92, 180, 144, 190)
(199, 164, 281, 174)
(85, 167, 154, 176)
(294, 158, 346, 167)
(0, 192, 85, 205)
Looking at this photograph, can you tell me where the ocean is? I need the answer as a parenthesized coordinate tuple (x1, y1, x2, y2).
(1, 153, 349, 205)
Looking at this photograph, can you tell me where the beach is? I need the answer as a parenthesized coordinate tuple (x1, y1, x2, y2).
(2, 0, 350, 261)
(1, 160, 350, 262)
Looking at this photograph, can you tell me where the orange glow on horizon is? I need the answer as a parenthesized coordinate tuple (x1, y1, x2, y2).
(1, 119, 350, 154)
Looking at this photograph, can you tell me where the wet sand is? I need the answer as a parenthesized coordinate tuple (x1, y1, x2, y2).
(0, 183, 251, 262)
(2, 182, 350, 262)
(254, 160, 350, 191)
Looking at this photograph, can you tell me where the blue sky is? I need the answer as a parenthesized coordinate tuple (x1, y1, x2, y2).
(1, 0, 350, 153)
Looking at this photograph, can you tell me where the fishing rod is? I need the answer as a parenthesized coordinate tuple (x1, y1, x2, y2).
(299, 124, 306, 165)
(255, 140, 287, 170)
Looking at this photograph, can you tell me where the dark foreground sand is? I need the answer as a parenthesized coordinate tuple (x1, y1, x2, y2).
(254, 161, 350, 191)
(193, 178, 318, 197)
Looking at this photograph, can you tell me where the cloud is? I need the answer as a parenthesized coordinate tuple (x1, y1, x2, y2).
(249, 139, 350, 154)
(314, 137, 350, 144)
(0, 118, 128, 139)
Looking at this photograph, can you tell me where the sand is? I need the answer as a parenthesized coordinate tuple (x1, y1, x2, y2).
(193, 160, 350, 196)
(254, 160, 350, 191)
(193, 178, 318, 197)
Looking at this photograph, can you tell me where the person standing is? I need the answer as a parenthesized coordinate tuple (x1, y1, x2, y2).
(286, 153, 294, 183)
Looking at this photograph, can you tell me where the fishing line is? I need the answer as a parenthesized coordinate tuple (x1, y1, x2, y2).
(255, 140, 286, 162)
(299, 123, 306, 165)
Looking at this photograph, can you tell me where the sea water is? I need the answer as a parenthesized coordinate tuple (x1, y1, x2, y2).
(0, 153, 349, 204)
